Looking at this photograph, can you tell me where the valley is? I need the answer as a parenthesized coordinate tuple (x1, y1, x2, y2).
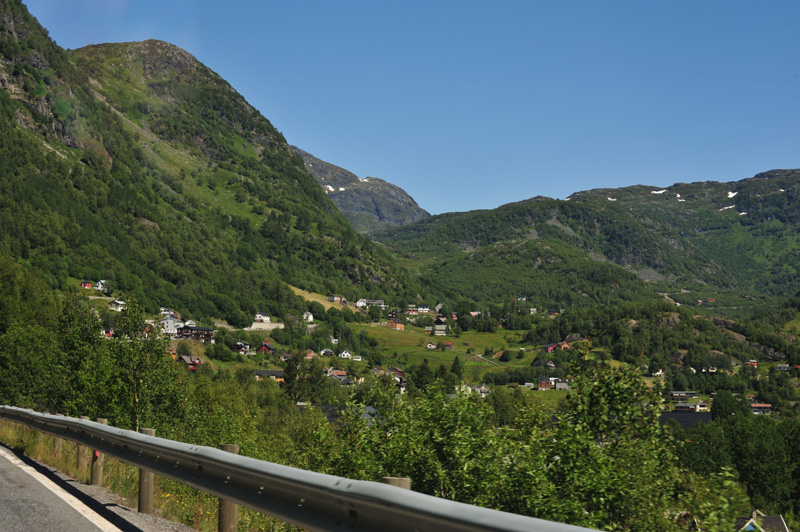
(1, 1, 799, 530)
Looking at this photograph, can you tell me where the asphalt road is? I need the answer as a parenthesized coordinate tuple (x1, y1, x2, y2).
(0, 444, 194, 532)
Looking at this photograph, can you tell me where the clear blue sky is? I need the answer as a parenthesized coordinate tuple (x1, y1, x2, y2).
(24, 0, 800, 214)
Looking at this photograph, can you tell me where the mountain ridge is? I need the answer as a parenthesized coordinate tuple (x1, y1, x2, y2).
(291, 146, 429, 233)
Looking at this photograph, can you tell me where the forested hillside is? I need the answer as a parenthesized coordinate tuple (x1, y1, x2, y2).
(0, 0, 432, 325)
(375, 170, 800, 308)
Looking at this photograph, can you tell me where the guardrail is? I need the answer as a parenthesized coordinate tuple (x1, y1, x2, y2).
(0, 405, 598, 532)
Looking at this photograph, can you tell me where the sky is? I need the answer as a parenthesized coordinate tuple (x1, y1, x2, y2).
(23, 0, 800, 215)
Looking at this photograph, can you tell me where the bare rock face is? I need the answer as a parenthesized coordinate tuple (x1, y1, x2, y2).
(291, 146, 429, 233)
(657, 313, 681, 329)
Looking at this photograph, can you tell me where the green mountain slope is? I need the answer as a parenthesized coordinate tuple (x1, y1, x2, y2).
(0, 1, 428, 323)
(291, 146, 429, 233)
(569, 169, 800, 296)
(375, 171, 800, 306)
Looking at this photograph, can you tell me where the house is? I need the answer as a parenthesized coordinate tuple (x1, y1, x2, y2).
(669, 391, 698, 401)
(177, 355, 203, 370)
(160, 307, 173, 316)
(387, 366, 407, 388)
(302, 311, 314, 323)
(108, 300, 126, 312)
(424, 326, 433, 334)
(444, 342, 454, 351)
(734, 510, 790, 532)
(330, 337, 339, 345)
(417, 305, 431, 313)
(675, 402, 700, 412)
(280, 353, 293, 362)
(353, 355, 362, 362)
(533, 359, 556, 369)
(177, 326, 214, 342)
(254, 370, 284, 383)
(471, 384, 491, 398)
(95, 280, 107, 292)
(775, 364, 790, 372)
(366, 299, 385, 308)
(470, 311, 481, 318)
(746, 360, 758, 368)
(304, 350, 318, 359)
(339, 350, 352, 359)
(555, 382, 571, 391)
(355, 299, 368, 308)
(751, 403, 772, 415)
(230, 341, 250, 355)
(160, 315, 185, 336)
(538, 380, 551, 391)
(254, 312, 271, 323)
(433, 324, 447, 336)
(328, 295, 346, 303)
(321, 348, 335, 357)
(546, 341, 572, 353)
(102, 328, 114, 338)
(387, 318, 405, 331)
(80, 281, 93, 289)
(426, 342, 437, 350)
(371, 367, 385, 376)
(405, 309, 419, 316)
(184, 319, 197, 327)
(257, 342, 275, 354)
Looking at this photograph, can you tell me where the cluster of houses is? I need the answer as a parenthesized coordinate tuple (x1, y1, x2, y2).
(669, 390, 772, 415)
(79, 280, 108, 292)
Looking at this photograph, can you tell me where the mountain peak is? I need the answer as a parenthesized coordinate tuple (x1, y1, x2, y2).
(76, 40, 203, 81)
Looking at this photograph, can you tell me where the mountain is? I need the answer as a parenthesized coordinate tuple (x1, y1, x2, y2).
(290, 146, 429, 233)
(0, 0, 429, 324)
(374, 170, 800, 308)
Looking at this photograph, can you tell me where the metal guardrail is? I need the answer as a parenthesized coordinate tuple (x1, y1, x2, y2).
(0, 405, 598, 532)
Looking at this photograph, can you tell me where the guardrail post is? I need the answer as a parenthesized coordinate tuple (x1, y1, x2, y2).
(138, 428, 155, 514)
(90, 418, 107, 486)
(52, 435, 62, 460)
(381, 477, 412, 490)
(76, 416, 90, 474)
(218, 444, 240, 532)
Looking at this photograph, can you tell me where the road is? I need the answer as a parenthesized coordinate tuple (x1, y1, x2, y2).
(0, 444, 193, 532)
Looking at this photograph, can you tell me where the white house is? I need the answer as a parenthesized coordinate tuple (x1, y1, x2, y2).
(330, 338, 339, 345)
(160, 315, 185, 336)
(355, 299, 368, 308)
(353, 355, 362, 362)
(339, 350, 352, 359)
(417, 305, 431, 313)
(108, 300, 126, 312)
(160, 307, 173, 316)
(95, 280, 108, 292)
(302, 311, 314, 323)
(254, 312, 271, 323)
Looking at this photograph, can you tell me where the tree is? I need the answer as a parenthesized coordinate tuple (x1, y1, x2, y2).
(711, 390, 751, 422)
(450, 356, 463, 379)
(106, 298, 180, 430)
